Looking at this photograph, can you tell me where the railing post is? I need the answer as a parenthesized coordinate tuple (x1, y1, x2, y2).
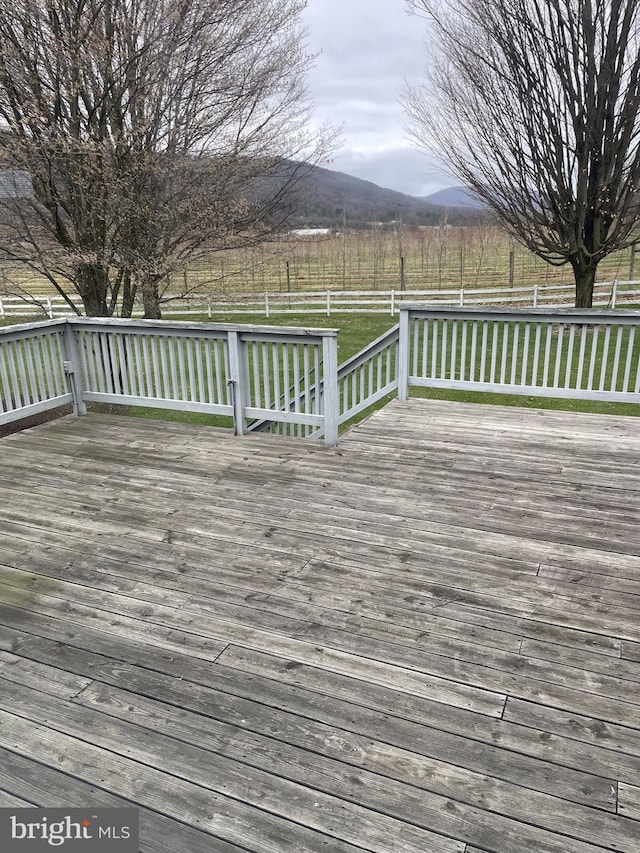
(63, 321, 87, 416)
(398, 307, 410, 401)
(322, 333, 339, 447)
(227, 330, 248, 436)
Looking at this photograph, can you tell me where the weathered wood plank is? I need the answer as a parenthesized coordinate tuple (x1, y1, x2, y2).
(1, 400, 639, 852)
(0, 710, 395, 853)
(503, 698, 640, 758)
(0, 747, 247, 853)
(0, 703, 463, 853)
(4, 623, 635, 796)
(618, 783, 640, 821)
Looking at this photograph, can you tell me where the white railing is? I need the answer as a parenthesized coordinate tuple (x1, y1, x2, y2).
(3, 308, 639, 445)
(398, 306, 640, 403)
(2, 279, 639, 320)
(0, 319, 75, 423)
(337, 325, 399, 424)
(251, 324, 400, 439)
(1, 318, 339, 445)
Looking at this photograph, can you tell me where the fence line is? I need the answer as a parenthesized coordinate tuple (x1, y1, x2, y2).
(2, 308, 639, 446)
(1, 318, 340, 445)
(398, 306, 640, 403)
(1, 279, 640, 320)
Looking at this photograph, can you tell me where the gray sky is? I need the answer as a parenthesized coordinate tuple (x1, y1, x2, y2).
(302, 0, 449, 198)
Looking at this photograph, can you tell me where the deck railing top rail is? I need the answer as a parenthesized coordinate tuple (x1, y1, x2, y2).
(0, 315, 338, 338)
(399, 304, 640, 322)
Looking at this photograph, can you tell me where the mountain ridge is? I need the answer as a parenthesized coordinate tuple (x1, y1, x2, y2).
(287, 163, 488, 228)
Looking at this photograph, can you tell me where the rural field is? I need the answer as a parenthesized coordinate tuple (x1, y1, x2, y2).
(1, 224, 639, 303)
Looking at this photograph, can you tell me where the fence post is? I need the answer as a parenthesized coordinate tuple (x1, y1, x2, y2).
(326, 291, 331, 317)
(63, 321, 87, 416)
(397, 307, 410, 401)
(611, 279, 618, 308)
(533, 283, 539, 308)
(265, 292, 270, 318)
(322, 333, 339, 446)
(459, 287, 464, 307)
(390, 289, 395, 317)
(0, 296, 4, 318)
(227, 331, 248, 436)
(46, 297, 53, 318)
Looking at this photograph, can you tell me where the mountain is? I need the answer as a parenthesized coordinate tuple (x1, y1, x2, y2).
(419, 185, 486, 209)
(286, 166, 488, 228)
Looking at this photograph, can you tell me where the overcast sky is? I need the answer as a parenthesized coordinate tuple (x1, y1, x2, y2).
(302, 0, 450, 198)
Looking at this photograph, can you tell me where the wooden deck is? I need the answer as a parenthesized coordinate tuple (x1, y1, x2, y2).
(0, 398, 639, 853)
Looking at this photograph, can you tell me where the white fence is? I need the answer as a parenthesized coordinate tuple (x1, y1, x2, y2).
(398, 306, 640, 403)
(2, 308, 639, 446)
(2, 279, 640, 320)
(0, 318, 340, 444)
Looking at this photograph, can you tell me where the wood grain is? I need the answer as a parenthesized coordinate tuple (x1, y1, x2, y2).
(0, 399, 638, 852)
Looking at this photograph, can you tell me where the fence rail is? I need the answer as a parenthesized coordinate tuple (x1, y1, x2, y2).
(2, 279, 640, 320)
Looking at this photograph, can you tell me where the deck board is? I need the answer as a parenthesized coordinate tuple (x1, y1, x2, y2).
(0, 398, 639, 852)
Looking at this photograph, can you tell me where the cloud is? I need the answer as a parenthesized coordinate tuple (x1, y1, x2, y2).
(302, 0, 449, 195)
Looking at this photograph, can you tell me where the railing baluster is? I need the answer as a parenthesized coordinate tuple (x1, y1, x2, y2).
(262, 342, 272, 410)
(489, 321, 499, 383)
(610, 325, 624, 391)
(542, 325, 552, 387)
(205, 338, 215, 404)
(159, 334, 171, 399)
(599, 326, 611, 391)
(587, 326, 599, 391)
(552, 324, 565, 389)
(520, 323, 531, 386)
(185, 336, 197, 402)
(421, 318, 429, 377)
(441, 320, 448, 380)
(470, 320, 478, 382)
(450, 319, 458, 380)
(432, 318, 439, 378)
(460, 320, 467, 382)
(575, 324, 587, 391)
(412, 318, 419, 377)
(499, 321, 509, 385)
(622, 327, 636, 393)
(510, 322, 519, 386)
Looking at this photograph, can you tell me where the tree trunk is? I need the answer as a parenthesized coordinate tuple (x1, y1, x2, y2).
(570, 261, 597, 308)
(77, 263, 110, 316)
(121, 270, 136, 318)
(142, 274, 162, 319)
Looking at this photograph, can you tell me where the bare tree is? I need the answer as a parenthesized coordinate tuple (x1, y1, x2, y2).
(405, 0, 640, 307)
(0, 0, 330, 317)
